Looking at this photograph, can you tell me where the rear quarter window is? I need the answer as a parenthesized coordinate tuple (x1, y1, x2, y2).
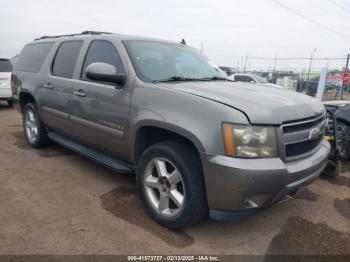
(14, 42, 54, 73)
(0, 59, 13, 72)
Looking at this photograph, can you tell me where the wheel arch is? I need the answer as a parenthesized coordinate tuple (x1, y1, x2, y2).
(337, 117, 350, 127)
(18, 91, 36, 112)
(131, 121, 205, 165)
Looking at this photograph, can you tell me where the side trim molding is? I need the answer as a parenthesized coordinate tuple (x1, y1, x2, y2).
(43, 106, 68, 119)
(70, 115, 125, 139)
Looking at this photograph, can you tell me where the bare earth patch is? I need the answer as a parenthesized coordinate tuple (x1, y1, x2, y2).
(265, 216, 350, 255)
(100, 187, 194, 248)
(334, 198, 350, 220)
(294, 188, 319, 202)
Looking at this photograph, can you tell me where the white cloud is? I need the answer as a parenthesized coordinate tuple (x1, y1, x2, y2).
(0, 0, 349, 71)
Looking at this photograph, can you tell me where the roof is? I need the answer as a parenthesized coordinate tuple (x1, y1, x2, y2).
(32, 30, 179, 45)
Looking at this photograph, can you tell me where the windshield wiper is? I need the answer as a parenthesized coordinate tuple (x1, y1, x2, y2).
(152, 76, 230, 83)
(152, 76, 202, 83)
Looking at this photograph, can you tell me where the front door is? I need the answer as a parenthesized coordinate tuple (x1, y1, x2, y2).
(69, 40, 131, 160)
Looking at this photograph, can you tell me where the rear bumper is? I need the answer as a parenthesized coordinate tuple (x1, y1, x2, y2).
(0, 87, 12, 99)
(200, 139, 330, 219)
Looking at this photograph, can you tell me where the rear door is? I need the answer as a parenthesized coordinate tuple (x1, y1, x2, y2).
(41, 40, 83, 135)
(69, 39, 131, 160)
(0, 59, 13, 99)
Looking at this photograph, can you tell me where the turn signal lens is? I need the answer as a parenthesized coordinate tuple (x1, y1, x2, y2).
(223, 123, 235, 156)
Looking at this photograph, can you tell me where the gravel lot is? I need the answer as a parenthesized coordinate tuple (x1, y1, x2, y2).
(0, 102, 350, 255)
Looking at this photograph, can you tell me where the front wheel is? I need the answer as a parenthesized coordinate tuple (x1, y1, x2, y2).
(323, 160, 341, 178)
(338, 122, 350, 160)
(137, 141, 207, 229)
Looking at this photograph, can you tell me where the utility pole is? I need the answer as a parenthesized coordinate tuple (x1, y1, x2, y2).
(272, 54, 278, 73)
(243, 55, 248, 73)
(300, 69, 305, 93)
(305, 48, 317, 94)
(340, 53, 350, 100)
(200, 41, 203, 54)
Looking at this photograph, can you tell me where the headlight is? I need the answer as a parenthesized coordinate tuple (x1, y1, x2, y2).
(223, 123, 278, 158)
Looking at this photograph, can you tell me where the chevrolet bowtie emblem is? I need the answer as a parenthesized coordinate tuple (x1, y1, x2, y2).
(309, 128, 321, 140)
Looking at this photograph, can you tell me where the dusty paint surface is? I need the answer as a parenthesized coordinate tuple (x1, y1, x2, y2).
(0, 103, 349, 255)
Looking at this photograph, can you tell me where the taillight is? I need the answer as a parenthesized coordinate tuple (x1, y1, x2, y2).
(10, 74, 15, 94)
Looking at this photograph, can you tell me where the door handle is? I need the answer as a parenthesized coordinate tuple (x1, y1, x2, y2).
(73, 91, 87, 97)
(43, 83, 53, 90)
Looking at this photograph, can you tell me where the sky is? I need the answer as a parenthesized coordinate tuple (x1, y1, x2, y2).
(0, 0, 349, 72)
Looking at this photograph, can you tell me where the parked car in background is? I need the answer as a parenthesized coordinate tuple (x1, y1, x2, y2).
(219, 66, 235, 76)
(323, 100, 350, 161)
(258, 71, 299, 85)
(229, 73, 283, 89)
(0, 58, 14, 106)
(12, 31, 330, 229)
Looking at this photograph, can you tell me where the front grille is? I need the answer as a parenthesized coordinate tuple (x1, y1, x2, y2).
(285, 136, 323, 157)
(282, 116, 325, 134)
(281, 113, 326, 160)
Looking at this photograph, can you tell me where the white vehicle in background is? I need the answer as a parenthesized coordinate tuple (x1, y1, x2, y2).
(229, 73, 283, 89)
(0, 58, 13, 107)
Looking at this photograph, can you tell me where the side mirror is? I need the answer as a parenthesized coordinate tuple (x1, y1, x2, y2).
(86, 62, 126, 87)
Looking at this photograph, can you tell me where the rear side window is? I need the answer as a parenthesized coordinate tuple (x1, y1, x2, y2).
(52, 41, 83, 78)
(81, 40, 125, 81)
(0, 59, 13, 72)
(14, 42, 54, 73)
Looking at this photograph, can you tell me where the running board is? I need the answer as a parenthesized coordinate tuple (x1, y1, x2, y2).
(48, 132, 132, 174)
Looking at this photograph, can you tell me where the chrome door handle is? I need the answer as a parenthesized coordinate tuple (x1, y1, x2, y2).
(73, 91, 87, 97)
(43, 83, 53, 89)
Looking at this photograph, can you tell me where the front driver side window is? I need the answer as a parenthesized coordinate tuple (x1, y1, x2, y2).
(81, 40, 125, 82)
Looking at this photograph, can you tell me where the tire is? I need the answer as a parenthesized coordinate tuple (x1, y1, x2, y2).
(323, 160, 341, 178)
(7, 99, 13, 107)
(23, 102, 48, 148)
(338, 122, 350, 160)
(137, 141, 207, 229)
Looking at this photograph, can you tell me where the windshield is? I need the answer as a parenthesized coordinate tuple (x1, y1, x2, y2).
(123, 40, 227, 82)
(253, 75, 268, 83)
(0, 59, 13, 72)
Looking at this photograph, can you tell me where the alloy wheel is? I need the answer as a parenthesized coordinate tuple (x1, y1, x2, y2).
(25, 109, 38, 143)
(143, 157, 185, 217)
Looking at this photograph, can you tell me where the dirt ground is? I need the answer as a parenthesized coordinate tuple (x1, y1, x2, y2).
(0, 102, 350, 255)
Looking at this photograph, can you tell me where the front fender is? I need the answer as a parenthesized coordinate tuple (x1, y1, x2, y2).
(129, 119, 206, 162)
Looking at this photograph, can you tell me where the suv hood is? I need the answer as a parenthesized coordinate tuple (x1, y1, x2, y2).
(165, 81, 324, 124)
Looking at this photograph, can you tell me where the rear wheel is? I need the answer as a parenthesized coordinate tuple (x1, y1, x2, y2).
(23, 103, 48, 148)
(137, 141, 207, 229)
(7, 99, 13, 107)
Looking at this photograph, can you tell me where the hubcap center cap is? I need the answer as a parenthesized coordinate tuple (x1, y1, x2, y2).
(158, 176, 171, 193)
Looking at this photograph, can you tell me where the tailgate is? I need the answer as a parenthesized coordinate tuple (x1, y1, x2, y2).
(0, 73, 11, 89)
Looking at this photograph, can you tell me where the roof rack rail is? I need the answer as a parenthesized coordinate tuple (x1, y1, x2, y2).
(34, 31, 112, 41)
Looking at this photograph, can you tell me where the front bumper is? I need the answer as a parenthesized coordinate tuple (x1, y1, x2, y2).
(200, 139, 330, 220)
